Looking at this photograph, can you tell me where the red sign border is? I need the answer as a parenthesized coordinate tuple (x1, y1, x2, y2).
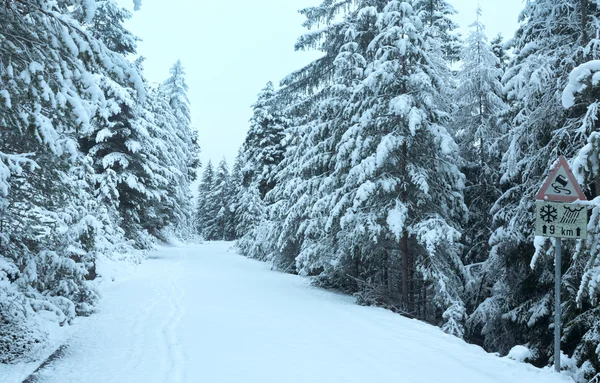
(536, 156, 587, 202)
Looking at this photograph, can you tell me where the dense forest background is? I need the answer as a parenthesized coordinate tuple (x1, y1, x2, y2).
(196, 1, 600, 381)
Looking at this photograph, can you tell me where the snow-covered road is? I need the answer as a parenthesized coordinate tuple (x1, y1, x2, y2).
(20, 242, 568, 383)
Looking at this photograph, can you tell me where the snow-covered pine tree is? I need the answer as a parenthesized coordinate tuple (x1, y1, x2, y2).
(158, 60, 199, 238)
(235, 182, 267, 257)
(81, 0, 139, 56)
(451, 9, 506, 330)
(203, 159, 235, 241)
(323, 0, 467, 335)
(136, 83, 180, 235)
(289, 3, 380, 285)
(242, 82, 286, 198)
(238, 0, 366, 271)
(85, 84, 168, 248)
(76, 0, 171, 248)
(196, 161, 214, 238)
(413, 0, 461, 62)
(230, 147, 244, 239)
(472, 1, 600, 374)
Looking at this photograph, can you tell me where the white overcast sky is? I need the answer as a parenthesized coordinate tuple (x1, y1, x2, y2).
(118, 0, 524, 168)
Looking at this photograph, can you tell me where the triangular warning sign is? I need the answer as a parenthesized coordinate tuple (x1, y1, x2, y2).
(536, 156, 587, 202)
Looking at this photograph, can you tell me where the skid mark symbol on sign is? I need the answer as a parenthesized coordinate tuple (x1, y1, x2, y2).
(552, 175, 572, 195)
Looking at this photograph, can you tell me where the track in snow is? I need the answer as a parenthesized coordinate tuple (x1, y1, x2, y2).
(14, 242, 570, 383)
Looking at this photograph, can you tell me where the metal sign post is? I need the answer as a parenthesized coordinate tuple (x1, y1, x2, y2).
(554, 237, 561, 372)
(535, 156, 588, 373)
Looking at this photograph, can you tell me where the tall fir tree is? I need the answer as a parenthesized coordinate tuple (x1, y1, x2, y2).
(196, 161, 214, 239)
(242, 82, 286, 198)
(451, 9, 507, 326)
(230, 147, 245, 239)
(325, 0, 467, 335)
(203, 159, 235, 241)
(159, 60, 199, 237)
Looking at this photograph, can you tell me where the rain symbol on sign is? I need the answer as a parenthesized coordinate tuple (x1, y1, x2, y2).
(540, 205, 558, 223)
(552, 175, 572, 195)
(560, 205, 585, 224)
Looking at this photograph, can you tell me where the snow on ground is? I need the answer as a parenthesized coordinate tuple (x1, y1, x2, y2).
(3, 242, 572, 383)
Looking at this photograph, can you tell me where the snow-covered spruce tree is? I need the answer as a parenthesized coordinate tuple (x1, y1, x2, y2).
(235, 182, 267, 257)
(135, 83, 181, 236)
(234, 81, 288, 252)
(289, 3, 380, 288)
(203, 159, 235, 241)
(413, 0, 461, 62)
(471, 0, 600, 373)
(238, 0, 364, 269)
(0, 0, 144, 361)
(242, 82, 286, 199)
(75, 0, 142, 250)
(323, 0, 467, 335)
(451, 8, 506, 332)
(196, 160, 214, 238)
(77, 0, 170, 248)
(85, 85, 168, 248)
(230, 147, 244, 239)
(159, 60, 199, 238)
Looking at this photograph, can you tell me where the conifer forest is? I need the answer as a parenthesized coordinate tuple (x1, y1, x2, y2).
(4, 0, 600, 382)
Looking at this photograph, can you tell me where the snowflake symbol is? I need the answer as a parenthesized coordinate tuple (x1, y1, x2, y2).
(540, 205, 557, 223)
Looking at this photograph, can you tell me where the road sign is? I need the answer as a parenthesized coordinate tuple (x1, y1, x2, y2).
(534, 156, 589, 372)
(536, 156, 586, 202)
(535, 201, 587, 239)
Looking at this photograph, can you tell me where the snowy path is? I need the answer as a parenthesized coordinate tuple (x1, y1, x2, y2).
(18, 242, 568, 383)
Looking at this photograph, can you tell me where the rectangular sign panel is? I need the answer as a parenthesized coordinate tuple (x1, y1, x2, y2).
(535, 201, 587, 239)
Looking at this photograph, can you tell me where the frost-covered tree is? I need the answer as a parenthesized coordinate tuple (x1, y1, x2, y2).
(159, 60, 200, 237)
(85, 88, 168, 247)
(203, 159, 235, 241)
(230, 147, 245, 239)
(453, 9, 506, 268)
(235, 182, 267, 255)
(326, 0, 467, 335)
(196, 161, 214, 238)
(242, 82, 286, 198)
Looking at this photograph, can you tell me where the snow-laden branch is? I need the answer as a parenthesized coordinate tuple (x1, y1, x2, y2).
(562, 60, 600, 108)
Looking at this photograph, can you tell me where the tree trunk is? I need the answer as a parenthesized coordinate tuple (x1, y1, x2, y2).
(401, 140, 409, 310)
